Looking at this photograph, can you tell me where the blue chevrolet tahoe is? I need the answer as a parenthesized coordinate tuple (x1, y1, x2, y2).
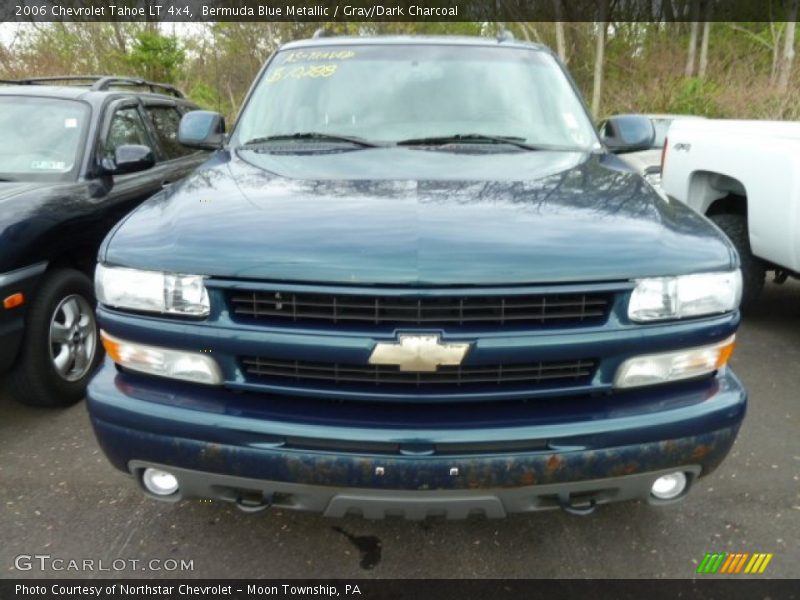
(87, 35, 746, 519)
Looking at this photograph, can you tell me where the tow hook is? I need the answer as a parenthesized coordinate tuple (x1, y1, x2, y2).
(557, 493, 597, 516)
(235, 492, 273, 513)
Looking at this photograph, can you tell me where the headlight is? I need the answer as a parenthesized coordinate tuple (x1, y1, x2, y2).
(628, 271, 741, 322)
(101, 331, 223, 385)
(95, 264, 210, 317)
(614, 335, 736, 388)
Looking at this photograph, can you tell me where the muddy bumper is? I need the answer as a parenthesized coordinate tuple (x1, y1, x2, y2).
(87, 360, 746, 519)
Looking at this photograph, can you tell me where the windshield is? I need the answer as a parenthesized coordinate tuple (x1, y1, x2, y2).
(234, 44, 600, 150)
(0, 96, 89, 182)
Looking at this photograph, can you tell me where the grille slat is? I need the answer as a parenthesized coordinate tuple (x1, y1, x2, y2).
(241, 357, 597, 388)
(229, 290, 611, 326)
(232, 311, 605, 323)
(231, 297, 609, 311)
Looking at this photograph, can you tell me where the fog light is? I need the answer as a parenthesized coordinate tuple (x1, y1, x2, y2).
(142, 468, 179, 496)
(651, 472, 687, 500)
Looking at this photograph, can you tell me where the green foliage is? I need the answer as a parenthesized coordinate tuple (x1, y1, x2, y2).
(1, 21, 798, 121)
(186, 82, 220, 111)
(668, 77, 720, 116)
(123, 31, 185, 83)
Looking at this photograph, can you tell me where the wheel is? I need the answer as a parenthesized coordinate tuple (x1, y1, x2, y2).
(709, 213, 765, 311)
(7, 269, 102, 407)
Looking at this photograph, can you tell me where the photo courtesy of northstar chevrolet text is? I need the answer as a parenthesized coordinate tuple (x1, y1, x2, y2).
(0, 0, 797, 592)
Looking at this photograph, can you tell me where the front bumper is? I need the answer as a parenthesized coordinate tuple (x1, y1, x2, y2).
(87, 360, 746, 518)
(126, 461, 706, 519)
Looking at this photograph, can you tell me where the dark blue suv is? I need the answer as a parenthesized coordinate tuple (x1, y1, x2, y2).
(87, 36, 746, 518)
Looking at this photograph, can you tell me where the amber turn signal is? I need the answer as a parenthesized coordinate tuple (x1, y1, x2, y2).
(3, 293, 25, 309)
(100, 330, 223, 385)
(715, 338, 736, 369)
(100, 330, 123, 363)
(615, 335, 736, 388)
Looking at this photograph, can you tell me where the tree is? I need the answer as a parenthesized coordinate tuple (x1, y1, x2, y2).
(685, 0, 700, 76)
(777, 0, 799, 92)
(124, 31, 185, 83)
(515, 22, 542, 43)
(553, 0, 567, 62)
(770, 21, 784, 85)
(3, 19, 800, 124)
(591, 1, 609, 117)
(698, 1, 713, 79)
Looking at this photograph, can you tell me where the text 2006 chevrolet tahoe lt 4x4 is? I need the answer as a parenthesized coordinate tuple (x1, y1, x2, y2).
(87, 36, 746, 519)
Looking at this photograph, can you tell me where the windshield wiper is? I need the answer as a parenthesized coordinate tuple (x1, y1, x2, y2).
(241, 132, 384, 148)
(396, 134, 555, 151)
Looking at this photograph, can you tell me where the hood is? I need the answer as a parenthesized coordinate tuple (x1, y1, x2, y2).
(103, 148, 734, 285)
(0, 181, 51, 202)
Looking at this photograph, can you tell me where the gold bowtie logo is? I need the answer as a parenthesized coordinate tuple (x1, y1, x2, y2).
(368, 335, 471, 372)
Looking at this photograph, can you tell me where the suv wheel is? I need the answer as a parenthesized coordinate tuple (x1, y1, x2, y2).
(7, 269, 102, 407)
(710, 213, 765, 311)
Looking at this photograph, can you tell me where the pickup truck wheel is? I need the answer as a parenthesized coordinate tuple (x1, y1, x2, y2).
(710, 214, 765, 311)
(7, 269, 102, 408)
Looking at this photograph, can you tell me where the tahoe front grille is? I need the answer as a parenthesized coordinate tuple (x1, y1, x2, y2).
(240, 357, 597, 388)
(229, 290, 610, 327)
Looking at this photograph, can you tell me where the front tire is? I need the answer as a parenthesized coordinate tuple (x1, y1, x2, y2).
(710, 213, 765, 311)
(7, 269, 102, 407)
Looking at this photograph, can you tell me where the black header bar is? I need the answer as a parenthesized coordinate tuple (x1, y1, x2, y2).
(0, 0, 790, 23)
(1, 579, 799, 600)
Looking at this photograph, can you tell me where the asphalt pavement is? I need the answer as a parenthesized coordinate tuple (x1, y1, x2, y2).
(1, 281, 798, 579)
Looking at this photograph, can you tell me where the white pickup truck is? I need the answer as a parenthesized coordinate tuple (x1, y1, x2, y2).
(661, 119, 800, 308)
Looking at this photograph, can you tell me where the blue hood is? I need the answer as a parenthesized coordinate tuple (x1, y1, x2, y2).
(102, 147, 735, 285)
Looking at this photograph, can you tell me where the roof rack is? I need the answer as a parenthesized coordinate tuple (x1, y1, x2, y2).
(6, 75, 184, 98)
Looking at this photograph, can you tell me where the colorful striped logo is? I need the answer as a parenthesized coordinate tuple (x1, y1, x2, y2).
(697, 552, 773, 574)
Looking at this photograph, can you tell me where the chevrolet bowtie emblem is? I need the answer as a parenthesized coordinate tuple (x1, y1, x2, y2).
(368, 335, 471, 372)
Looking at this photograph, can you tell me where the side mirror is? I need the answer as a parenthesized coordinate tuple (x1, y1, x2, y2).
(601, 115, 656, 154)
(101, 144, 155, 175)
(178, 110, 226, 149)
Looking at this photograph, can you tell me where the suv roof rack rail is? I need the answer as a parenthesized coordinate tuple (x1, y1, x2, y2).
(6, 75, 184, 98)
(91, 76, 184, 98)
